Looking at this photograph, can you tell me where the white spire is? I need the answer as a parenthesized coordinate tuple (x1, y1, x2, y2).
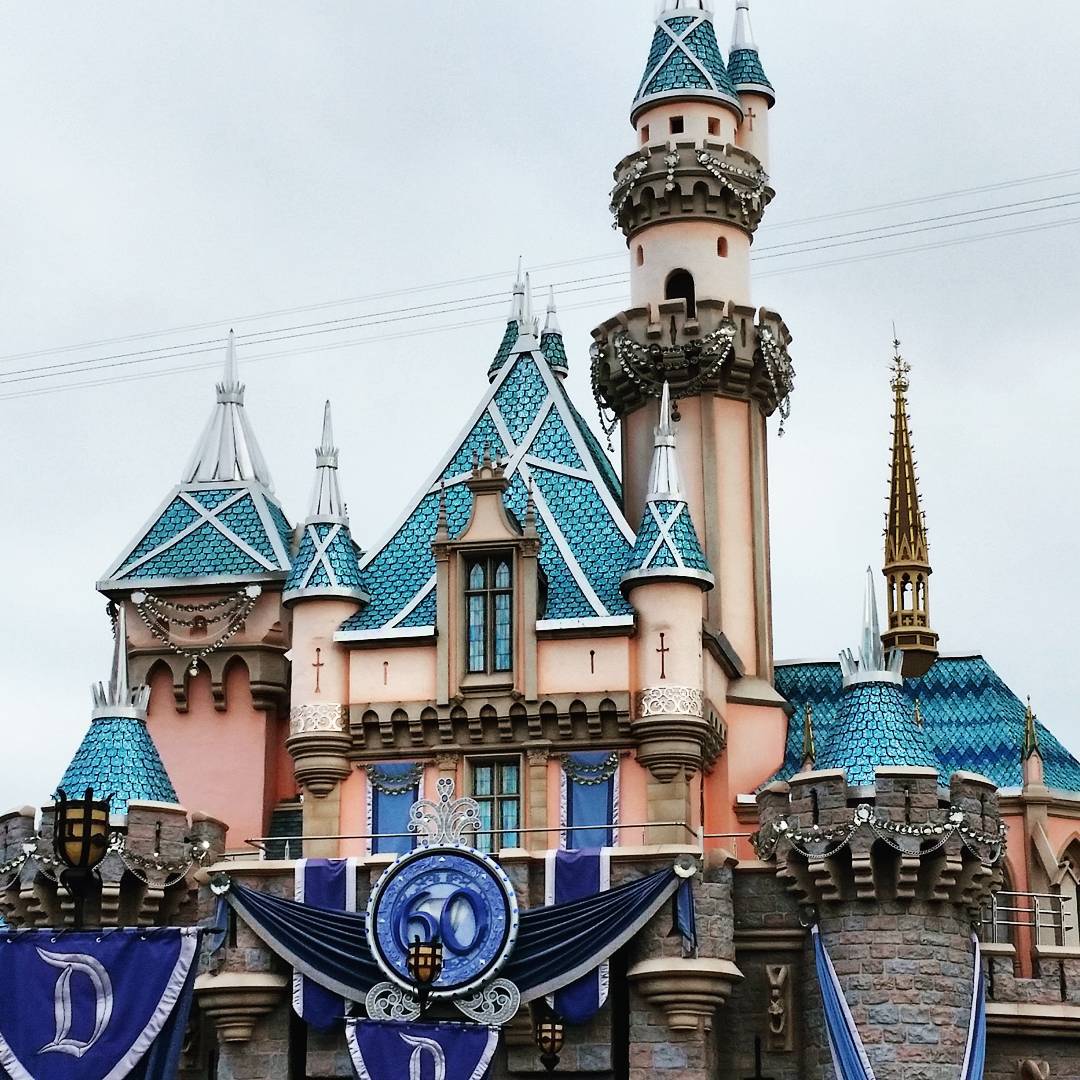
(840, 566, 904, 687)
(523, 272, 537, 336)
(508, 258, 525, 321)
(732, 0, 757, 51)
(92, 605, 150, 718)
(308, 399, 347, 522)
(543, 287, 562, 335)
(183, 331, 274, 489)
(646, 383, 682, 499)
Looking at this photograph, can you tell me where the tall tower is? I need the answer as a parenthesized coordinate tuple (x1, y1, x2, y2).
(592, 0, 792, 686)
(881, 338, 939, 676)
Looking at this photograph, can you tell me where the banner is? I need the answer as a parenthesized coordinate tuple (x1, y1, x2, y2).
(346, 1020, 498, 1080)
(294, 858, 358, 1031)
(545, 848, 610, 1024)
(0, 927, 199, 1080)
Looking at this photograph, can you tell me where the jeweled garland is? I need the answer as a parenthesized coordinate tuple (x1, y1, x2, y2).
(754, 803, 1007, 864)
(561, 751, 620, 786)
(132, 585, 262, 677)
(365, 763, 425, 796)
(757, 325, 795, 436)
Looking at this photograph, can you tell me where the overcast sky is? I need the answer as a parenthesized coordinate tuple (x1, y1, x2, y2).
(1, 1, 1077, 809)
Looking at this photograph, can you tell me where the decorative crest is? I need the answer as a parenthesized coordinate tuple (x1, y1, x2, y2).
(890, 331, 911, 394)
(408, 777, 483, 848)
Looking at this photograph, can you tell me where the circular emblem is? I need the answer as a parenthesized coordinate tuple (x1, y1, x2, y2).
(366, 846, 519, 997)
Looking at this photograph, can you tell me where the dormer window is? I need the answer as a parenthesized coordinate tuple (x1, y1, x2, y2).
(466, 554, 513, 674)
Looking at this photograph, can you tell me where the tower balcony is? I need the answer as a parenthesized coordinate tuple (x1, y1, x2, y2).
(610, 139, 774, 239)
(590, 298, 793, 422)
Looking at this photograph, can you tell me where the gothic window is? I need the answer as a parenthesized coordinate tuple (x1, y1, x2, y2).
(470, 757, 521, 853)
(665, 269, 696, 317)
(367, 762, 423, 855)
(465, 554, 513, 675)
(562, 751, 619, 849)
(1059, 845, 1080, 948)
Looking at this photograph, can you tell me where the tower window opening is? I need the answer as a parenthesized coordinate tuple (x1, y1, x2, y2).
(466, 554, 513, 675)
(641, 124, 650, 144)
(669, 116, 684, 135)
(708, 117, 721, 137)
(810, 788, 820, 825)
(636, 245, 645, 267)
(665, 269, 696, 317)
(717, 236, 728, 258)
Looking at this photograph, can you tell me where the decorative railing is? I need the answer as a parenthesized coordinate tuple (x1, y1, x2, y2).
(981, 891, 1077, 948)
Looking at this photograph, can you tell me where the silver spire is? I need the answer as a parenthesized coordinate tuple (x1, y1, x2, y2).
(308, 400, 347, 522)
(183, 330, 274, 489)
(840, 566, 904, 687)
(523, 272, 537, 336)
(731, 0, 757, 51)
(92, 605, 151, 718)
(543, 287, 562, 336)
(508, 258, 525, 321)
(646, 383, 682, 499)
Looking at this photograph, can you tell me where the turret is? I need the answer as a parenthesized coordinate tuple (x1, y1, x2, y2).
(881, 338, 940, 676)
(729, 0, 774, 168)
(539, 287, 569, 379)
(488, 262, 542, 381)
(283, 403, 366, 851)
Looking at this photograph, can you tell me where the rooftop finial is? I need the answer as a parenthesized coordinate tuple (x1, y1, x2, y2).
(217, 328, 243, 404)
(1022, 697, 1041, 760)
(523, 272, 537, 336)
(646, 383, 682, 498)
(509, 258, 525, 321)
(800, 704, 816, 769)
(308, 400, 346, 520)
(840, 566, 904, 687)
(92, 605, 150, 718)
(731, 0, 756, 51)
(890, 326, 911, 394)
(544, 287, 562, 335)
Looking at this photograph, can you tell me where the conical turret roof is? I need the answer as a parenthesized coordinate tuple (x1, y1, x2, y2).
(540, 288, 568, 379)
(728, 0, 774, 103)
(56, 606, 179, 817)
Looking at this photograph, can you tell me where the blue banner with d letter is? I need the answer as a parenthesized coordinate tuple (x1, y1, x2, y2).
(347, 1020, 498, 1080)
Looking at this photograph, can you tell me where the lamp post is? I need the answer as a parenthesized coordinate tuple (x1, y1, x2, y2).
(53, 787, 113, 929)
(534, 1006, 565, 1072)
(406, 934, 443, 1015)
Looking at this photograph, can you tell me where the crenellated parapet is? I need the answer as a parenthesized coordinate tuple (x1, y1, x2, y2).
(611, 140, 773, 238)
(591, 298, 793, 425)
(755, 767, 1005, 913)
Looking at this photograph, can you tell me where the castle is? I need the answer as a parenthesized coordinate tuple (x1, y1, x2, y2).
(3, 2, 1079, 1078)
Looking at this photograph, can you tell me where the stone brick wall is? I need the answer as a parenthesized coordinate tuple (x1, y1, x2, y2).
(984, 1036, 1079, 1079)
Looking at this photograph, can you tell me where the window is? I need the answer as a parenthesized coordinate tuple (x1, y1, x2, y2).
(669, 116, 684, 135)
(636, 244, 645, 267)
(368, 763, 422, 855)
(708, 117, 721, 137)
(471, 758, 521, 852)
(717, 236, 728, 258)
(640, 124, 650, 144)
(665, 268, 696, 317)
(563, 751, 619, 849)
(466, 554, 513, 675)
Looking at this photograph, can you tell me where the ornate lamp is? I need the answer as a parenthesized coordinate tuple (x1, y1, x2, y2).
(534, 1006, 565, 1072)
(406, 934, 443, 1013)
(53, 786, 113, 928)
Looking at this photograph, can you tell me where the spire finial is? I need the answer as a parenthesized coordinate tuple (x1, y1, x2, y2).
(524, 479, 538, 536)
(217, 328, 243, 404)
(646, 383, 682, 498)
(800, 704, 816, 769)
(543, 286, 562, 335)
(92, 604, 150, 717)
(890, 326, 911, 394)
(320, 399, 335, 453)
(523, 272, 537, 335)
(731, 0, 757, 51)
(308, 399, 345, 520)
(1022, 697, 1041, 760)
(840, 566, 903, 687)
(434, 480, 449, 541)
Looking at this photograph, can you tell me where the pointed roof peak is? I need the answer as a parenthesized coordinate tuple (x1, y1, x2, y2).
(1023, 697, 1042, 760)
(307, 399, 346, 522)
(840, 567, 903, 687)
(317, 399, 338, 467)
(91, 605, 150, 718)
(727, 0, 774, 101)
(732, 0, 756, 50)
(647, 383, 681, 499)
(890, 331, 912, 395)
(185, 332, 274, 488)
(543, 286, 562, 335)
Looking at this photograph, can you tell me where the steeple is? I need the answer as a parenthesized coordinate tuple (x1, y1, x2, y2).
(540, 287, 569, 379)
(622, 384, 714, 593)
(57, 606, 179, 816)
(728, 0, 774, 103)
(881, 337, 939, 677)
(840, 567, 904, 688)
(184, 331, 274, 488)
(799, 704, 816, 771)
(488, 262, 541, 381)
(632, 0, 742, 125)
(283, 401, 368, 606)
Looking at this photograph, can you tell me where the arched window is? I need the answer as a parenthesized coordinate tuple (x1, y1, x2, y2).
(717, 236, 728, 258)
(665, 269, 696, 317)
(1058, 844, 1080, 947)
(636, 244, 645, 267)
(465, 554, 513, 674)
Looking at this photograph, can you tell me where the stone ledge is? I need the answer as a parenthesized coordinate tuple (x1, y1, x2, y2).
(982, 942, 1017, 958)
(194, 972, 288, 1043)
(1034, 944, 1080, 961)
(986, 1002, 1080, 1039)
(628, 957, 743, 1033)
(734, 928, 806, 953)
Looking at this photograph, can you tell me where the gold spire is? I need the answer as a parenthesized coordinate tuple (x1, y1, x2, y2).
(1022, 697, 1041, 760)
(800, 704, 816, 769)
(881, 335, 939, 677)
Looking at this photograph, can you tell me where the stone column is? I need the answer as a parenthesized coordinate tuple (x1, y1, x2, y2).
(526, 749, 551, 852)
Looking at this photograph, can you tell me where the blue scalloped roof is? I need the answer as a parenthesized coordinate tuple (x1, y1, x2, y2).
(104, 486, 292, 588)
(341, 348, 633, 634)
(487, 321, 519, 382)
(57, 717, 178, 816)
(540, 331, 568, 376)
(626, 498, 710, 576)
(284, 522, 364, 599)
(728, 48, 772, 92)
(634, 13, 739, 111)
(774, 657, 1080, 792)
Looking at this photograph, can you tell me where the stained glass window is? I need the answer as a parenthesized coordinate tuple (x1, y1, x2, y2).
(465, 554, 513, 675)
(471, 758, 521, 853)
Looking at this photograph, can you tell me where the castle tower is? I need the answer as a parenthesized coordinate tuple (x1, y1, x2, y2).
(283, 401, 368, 853)
(592, 0, 792, 687)
(757, 573, 1001, 1079)
(881, 338, 940, 676)
(98, 332, 294, 848)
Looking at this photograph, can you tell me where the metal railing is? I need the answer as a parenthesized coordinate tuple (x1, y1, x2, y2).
(981, 891, 1077, 947)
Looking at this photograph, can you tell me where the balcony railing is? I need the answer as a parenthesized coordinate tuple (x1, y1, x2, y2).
(981, 891, 1077, 948)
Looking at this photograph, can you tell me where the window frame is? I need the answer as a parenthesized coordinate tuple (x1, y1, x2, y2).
(468, 755, 522, 854)
(464, 551, 514, 676)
